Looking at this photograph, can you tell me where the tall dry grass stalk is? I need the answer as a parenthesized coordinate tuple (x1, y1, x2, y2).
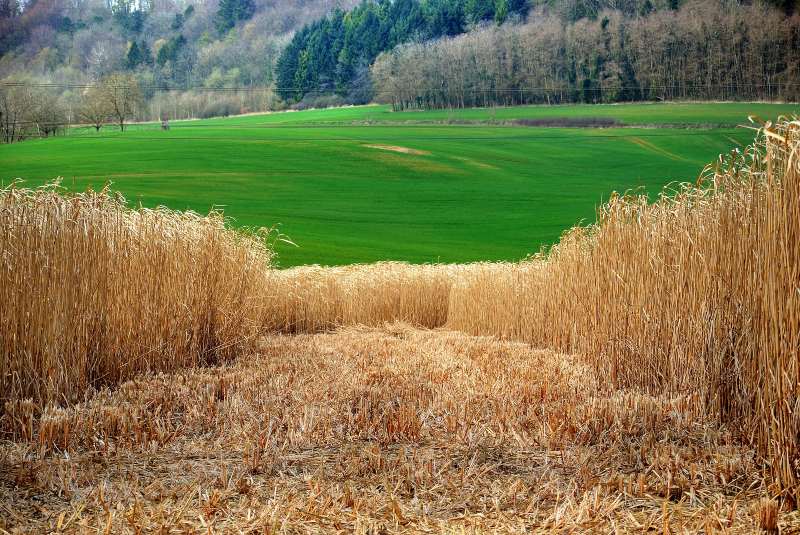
(447, 119, 800, 501)
(0, 183, 272, 408)
(263, 262, 457, 332)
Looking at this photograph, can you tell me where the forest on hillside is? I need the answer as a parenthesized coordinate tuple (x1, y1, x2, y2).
(0, 0, 359, 121)
(275, 0, 530, 104)
(371, 2, 800, 109)
(0, 0, 798, 142)
(278, 0, 800, 105)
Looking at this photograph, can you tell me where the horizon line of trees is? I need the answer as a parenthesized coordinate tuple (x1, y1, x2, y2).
(277, 0, 800, 107)
(0, 75, 287, 143)
(371, 1, 800, 110)
(0, 73, 144, 143)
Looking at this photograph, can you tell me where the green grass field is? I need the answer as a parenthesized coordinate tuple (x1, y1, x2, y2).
(1, 102, 797, 266)
(193, 102, 796, 127)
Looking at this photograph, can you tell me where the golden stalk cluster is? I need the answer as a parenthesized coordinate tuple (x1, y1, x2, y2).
(0, 184, 272, 408)
(446, 121, 800, 500)
(262, 263, 457, 332)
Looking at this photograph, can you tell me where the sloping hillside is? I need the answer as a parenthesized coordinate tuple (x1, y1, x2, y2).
(0, 0, 357, 116)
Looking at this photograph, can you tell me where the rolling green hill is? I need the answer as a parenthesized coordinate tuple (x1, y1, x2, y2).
(1, 102, 796, 266)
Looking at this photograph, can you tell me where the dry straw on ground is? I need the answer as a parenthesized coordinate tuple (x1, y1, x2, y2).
(3, 326, 799, 532)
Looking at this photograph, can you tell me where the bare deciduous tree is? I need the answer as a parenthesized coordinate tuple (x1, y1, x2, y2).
(79, 87, 110, 131)
(98, 73, 142, 131)
(0, 84, 35, 144)
(30, 90, 67, 137)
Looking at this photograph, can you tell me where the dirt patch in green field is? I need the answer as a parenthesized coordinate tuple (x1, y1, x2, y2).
(627, 136, 688, 162)
(452, 156, 499, 170)
(363, 144, 430, 156)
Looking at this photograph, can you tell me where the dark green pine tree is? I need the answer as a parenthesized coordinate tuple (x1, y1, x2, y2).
(276, 30, 304, 101)
(386, 0, 425, 46)
(215, 0, 255, 35)
(506, 0, 528, 17)
(425, 0, 465, 37)
(494, 0, 508, 24)
(465, 0, 494, 24)
(171, 12, 184, 30)
(156, 34, 186, 66)
(126, 41, 142, 69)
(139, 40, 152, 65)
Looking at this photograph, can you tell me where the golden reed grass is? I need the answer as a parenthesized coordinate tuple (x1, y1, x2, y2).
(262, 262, 457, 332)
(0, 183, 272, 408)
(447, 119, 800, 502)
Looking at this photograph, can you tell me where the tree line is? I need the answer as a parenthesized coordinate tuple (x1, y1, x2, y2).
(0, 73, 143, 143)
(2, 0, 798, 143)
(371, 1, 800, 110)
(0, 83, 66, 143)
(277, 0, 799, 107)
(532, 0, 798, 20)
(275, 0, 530, 104)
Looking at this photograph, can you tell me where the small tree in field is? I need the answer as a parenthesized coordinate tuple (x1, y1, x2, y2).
(0, 84, 35, 143)
(30, 90, 67, 137)
(79, 87, 110, 131)
(98, 73, 142, 131)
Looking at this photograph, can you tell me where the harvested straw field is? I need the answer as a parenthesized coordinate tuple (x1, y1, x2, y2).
(3, 326, 799, 533)
(2, 120, 800, 532)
